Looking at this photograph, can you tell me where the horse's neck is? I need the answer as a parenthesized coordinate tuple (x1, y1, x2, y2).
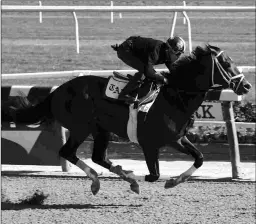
(182, 91, 207, 116)
(158, 52, 211, 119)
(160, 88, 207, 119)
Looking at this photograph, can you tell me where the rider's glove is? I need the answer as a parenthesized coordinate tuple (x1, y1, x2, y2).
(162, 77, 169, 85)
(157, 72, 169, 85)
(158, 75, 168, 85)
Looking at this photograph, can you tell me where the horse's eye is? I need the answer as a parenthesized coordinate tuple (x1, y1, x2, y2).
(223, 61, 230, 68)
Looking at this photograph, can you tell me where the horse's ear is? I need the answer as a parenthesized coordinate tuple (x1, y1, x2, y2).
(206, 44, 220, 56)
(206, 43, 211, 51)
(193, 44, 209, 57)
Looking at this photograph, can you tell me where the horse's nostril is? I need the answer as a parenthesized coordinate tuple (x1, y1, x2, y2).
(245, 83, 252, 90)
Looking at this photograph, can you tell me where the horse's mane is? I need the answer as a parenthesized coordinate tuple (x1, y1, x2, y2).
(166, 43, 211, 88)
(158, 44, 212, 123)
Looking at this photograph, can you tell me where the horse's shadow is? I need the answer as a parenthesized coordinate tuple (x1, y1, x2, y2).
(1, 202, 142, 210)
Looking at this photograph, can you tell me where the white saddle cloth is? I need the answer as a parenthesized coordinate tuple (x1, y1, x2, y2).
(127, 87, 161, 144)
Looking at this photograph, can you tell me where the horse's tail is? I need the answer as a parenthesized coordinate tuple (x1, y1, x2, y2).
(2, 94, 54, 125)
(111, 44, 119, 51)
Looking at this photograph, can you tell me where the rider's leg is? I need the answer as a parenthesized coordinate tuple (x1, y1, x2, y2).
(116, 46, 144, 73)
(116, 44, 145, 99)
(118, 72, 143, 98)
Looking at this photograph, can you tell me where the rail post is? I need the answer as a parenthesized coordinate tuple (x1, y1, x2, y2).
(222, 101, 242, 179)
(170, 11, 177, 38)
(183, 1, 186, 24)
(72, 11, 80, 54)
(39, 1, 42, 23)
(182, 11, 192, 52)
(111, 1, 114, 23)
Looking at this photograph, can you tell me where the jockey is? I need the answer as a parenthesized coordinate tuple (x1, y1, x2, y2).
(111, 35, 186, 103)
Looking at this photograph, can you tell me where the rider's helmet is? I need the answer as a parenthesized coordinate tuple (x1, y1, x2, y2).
(166, 36, 186, 56)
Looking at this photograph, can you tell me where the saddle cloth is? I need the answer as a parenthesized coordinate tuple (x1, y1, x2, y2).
(127, 87, 161, 144)
(105, 76, 129, 99)
(105, 72, 161, 143)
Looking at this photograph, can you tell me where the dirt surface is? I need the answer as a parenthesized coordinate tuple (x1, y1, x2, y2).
(1, 175, 255, 224)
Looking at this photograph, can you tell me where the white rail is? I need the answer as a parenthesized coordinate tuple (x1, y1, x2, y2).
(2, 6, 255, 12)
(2, 4, 254, 54)
(2, 67, 255, 79)
(72, 12, 79, 54)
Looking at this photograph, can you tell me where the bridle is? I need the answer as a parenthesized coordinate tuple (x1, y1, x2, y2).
(211, 51, 245, 92)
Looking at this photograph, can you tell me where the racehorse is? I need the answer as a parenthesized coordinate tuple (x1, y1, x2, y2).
(2, 44, 251, 195)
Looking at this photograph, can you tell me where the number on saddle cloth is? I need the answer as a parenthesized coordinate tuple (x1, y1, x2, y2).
(104, 71, 160, 107)
(104, 71, 131, 100)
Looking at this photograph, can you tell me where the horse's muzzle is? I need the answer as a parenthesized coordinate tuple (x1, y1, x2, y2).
(233, 80, 252, 95)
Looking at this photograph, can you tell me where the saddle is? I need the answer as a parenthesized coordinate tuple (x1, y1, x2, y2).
(112, 71, 133, 81)
(104, 71, 162, 144)
(105, 71, 161, 110)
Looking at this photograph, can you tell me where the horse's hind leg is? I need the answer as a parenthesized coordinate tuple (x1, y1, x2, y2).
(91, 124, 112, 169)
(91, 124, 140, 194)
(59, 131, 100, 195)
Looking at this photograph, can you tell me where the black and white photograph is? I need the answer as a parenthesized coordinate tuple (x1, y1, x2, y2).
(1, 0, 255, 223)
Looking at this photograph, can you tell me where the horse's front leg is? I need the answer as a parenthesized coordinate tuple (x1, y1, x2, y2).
(91, 124, 140, 194)
(165, 136, 203, 188)
(139, 143, 161, 182)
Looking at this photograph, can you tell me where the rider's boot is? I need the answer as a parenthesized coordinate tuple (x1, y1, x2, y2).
(118, 72, 142, 104)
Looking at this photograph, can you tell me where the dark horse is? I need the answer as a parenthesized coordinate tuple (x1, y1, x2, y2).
(2, 44, 251, 195)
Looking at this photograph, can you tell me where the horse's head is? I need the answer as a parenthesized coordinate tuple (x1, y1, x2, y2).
(207, 44, 252, 95)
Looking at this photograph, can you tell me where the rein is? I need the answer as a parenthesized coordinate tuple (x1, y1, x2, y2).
(212, 51, 245, 92)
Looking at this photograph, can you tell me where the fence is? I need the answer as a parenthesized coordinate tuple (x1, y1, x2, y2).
(2, 67, 255, 79)
(2, 5, 255, 12)
(1, 85, 70, 169)
(2, 4, 255, 53)
(2, 68, 255, 178)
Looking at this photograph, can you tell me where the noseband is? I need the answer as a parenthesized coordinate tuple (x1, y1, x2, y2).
(212, 51, 245, 92)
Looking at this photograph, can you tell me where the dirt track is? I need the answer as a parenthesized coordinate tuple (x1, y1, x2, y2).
(2, 175, 255, 224)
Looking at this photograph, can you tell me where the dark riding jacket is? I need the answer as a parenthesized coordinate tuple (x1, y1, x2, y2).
(125, 36, 174, 82)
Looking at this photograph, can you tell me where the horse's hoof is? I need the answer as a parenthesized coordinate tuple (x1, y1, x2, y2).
(130, 182, 140, 194)
(91, 179, 100, 195)
(164, 178, 178, 189)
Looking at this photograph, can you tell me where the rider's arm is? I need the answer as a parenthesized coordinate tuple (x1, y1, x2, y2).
(144, 63, 168, 84)
(143, 50, 169, 84)
(165, 61, 172, 72)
